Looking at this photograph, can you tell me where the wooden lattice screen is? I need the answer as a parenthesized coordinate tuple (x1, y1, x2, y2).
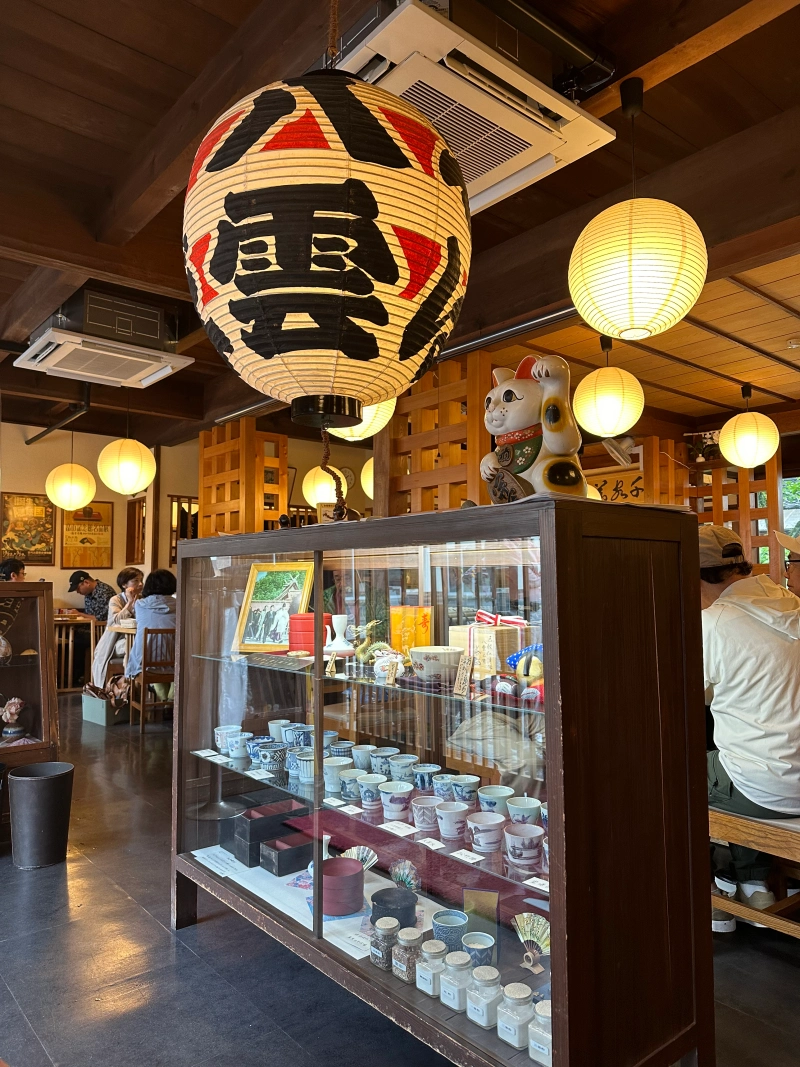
(198, 418, 288, 537)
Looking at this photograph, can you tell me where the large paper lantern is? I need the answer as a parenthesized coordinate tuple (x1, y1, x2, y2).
(573, 366, 645, 437)
(303, 465, 346, 508)
(568, 198, 707, 340)
(97, 439, 156, 495)
(329, 398, 396, 441)
(719, 411, 779, 469)
(361, 458, 374, 500)
(183, 72, 471, 427)
(45, 464, 96, 510)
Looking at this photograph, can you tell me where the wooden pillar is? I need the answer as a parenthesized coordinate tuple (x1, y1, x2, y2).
(438, 360, 466, 511)
(372, 423, 391, 518)
(466, 350, 492, 506)
(410, 372, 436, 514)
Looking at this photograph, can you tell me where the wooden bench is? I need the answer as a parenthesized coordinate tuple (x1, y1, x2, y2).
(709, 808, 800, 937)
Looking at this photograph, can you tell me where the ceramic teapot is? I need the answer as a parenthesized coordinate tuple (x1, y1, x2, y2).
(480, 355, 588, 503)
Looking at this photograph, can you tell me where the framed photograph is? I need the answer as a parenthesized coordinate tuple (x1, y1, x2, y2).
(1, 493, 55, 565)
(233, 561, 314, 652)
(61, 501, 114, 570)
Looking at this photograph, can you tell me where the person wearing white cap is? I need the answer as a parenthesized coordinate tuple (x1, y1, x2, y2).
(699, 524, 800, 931)
(774, 529, 800, 598)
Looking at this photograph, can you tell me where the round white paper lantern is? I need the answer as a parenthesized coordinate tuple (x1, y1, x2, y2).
(361, 457, 374, 500)
(328, 398, 396, 441)
(183, 72, 471, 427)
(302, 465, 346, 508)
(569, 198, 707, 340)
(719, 411, 779, 469)
(586, 484, 602, 500)
(45, 464, 96, 510)
(573, 366, 645, 437)
(97, 439, 156, 495)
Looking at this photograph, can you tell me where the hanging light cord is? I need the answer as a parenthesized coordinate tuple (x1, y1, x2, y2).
(630, 114, 636, 199)
(327, 0, 339, 65)
(320, 428, 345, 518)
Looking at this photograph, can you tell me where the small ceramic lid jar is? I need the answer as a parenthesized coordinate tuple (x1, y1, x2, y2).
(497, 982, 535, 1049)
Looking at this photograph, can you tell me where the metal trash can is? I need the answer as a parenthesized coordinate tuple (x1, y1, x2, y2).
(9, 762, 74, 869)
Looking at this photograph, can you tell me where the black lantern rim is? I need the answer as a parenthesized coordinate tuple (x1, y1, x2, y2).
(291, 395, 363, 428)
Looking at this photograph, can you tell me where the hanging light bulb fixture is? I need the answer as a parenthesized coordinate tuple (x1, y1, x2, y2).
(302, 463, 346, 508)
(568, 78, 707, 340)
(97, 391, 156, 495)
(361, 457, 374, 500)
(572, 336, 645, 437)
(45, 432, 96, 510)
(719, 385, 780, 469)
(328, 398, 396, 442)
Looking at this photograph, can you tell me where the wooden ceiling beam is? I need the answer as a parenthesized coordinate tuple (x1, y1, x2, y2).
(586, 0, 800, 118)
(456, 104, 800, 344)
(0, 266, 89, 349)
(97, 0, 377, 245)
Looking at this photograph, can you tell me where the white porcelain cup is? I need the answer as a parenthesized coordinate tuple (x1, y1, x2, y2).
(268, 718, 291, 741)
(352, 744, 377, 771)
(323, 756, 353, 792)
(504, 823, 545, 863)
(214, 724, 240, 753)
(477, 785, 515, 815)
(227, 732, 252, 758)
(411, 796, 441, 829)
(506, 796, 542, 824)
(388, 754, 419, 782)
(435, 801, 469, 839)
(451, 774, 481, 807)
(379, 781, 413, 820)
(297, 751, 316, 783)
(466, 811, 505, 853)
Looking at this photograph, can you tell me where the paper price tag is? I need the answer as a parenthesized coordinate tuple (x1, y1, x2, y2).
(340, 805, 363, 815)
(385, 659, 399, 685)
(191, 749, 218, 758)
(419, 837, 446, 850)
(206, 754, 231, 764)
(379, 821, 418, 837)
(323, 797, 346, 807)
(449, 848, 484, 864)
(245, 768, 274, 780)
(452, 653, 474, 698)
(326, 653, 338, 676)
(524, 876, 550, 893)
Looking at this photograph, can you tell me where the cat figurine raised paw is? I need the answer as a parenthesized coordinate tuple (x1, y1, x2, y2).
(481, 355, 588, 503)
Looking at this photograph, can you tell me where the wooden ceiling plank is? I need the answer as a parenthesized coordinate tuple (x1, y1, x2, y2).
(745, 254, 800, 284)
(684, 314, 800, 372)
(585, 0, 800, 118)
(97, 0, 377, 245)
(729, 275, 800, 319)
(0, 267, 88, 345)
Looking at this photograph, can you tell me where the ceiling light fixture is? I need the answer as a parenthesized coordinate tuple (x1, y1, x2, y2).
(718, 385, 779, 469)
(572, 336, 645, 437)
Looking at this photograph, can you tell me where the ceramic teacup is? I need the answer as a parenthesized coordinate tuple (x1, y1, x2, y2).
(246, 735, 272, 760)
(339, 768, 363, 801)
(279, 722, 301, 745)
(506, 796, 542, 824)
(411, 795, 441, 829)
(352, 744, 377, 771)
(462, 932, 495, 968)
(227, 732, 253, 759)
(296, 747, 315, 783)
(268, 718, 290, 741)
(477, 785, 515, 815)
(323, 756, 353, 791)
(370, 747, 400, 776)
(466, 811, 505, 853)
(504, 823, 545, 864)
(541, 803, 548, 832)
(214, 724, 240, 753)
(285, 746, 304, 775)
(379, 780, 413, 820)
(260, 743, 288, 769)
(388, 754, 419, 782)
(432, 909, 469, 953)
(293, 725, 314, 747)
(435, 801, 469, 839)
(413, 763, 441, 792)
(330, 740, 356, 759)
(323, 730, 339, 748)
(451, 774, 481, 806)
(357, 773, 387, 809)
(432, 773, 455, 801)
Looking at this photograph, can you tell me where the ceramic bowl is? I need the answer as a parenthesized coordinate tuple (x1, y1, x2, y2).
(477, 785, 515, 815)
(259, 743, 288, 768)
(246, 735, 273, 760)
(411, 795, 441, 829)
(409, 645, 462, 684)
(413, 763, 441, 792)
(352, 744, 377, 771)
(329, 740, 356, 758)
(451, 774, 481, 806)
(432, 909, 469, 953)
(506, 796, 542, 824)
(435, 801, 469, 839)
(432, 773, 455, 801)
(370, 747, 400, 776)
(388, 754, 419, 782)
(462, 932, 495, 968)
(357, 773, 387, 808)
(466, 811, 505, 853)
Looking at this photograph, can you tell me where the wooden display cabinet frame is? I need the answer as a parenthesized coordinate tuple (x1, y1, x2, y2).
(172, 499, 714, 1067)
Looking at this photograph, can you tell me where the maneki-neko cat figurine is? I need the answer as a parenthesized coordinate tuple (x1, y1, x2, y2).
(480, 355, 587, 504)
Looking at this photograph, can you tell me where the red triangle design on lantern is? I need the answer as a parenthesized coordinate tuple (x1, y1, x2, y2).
(188, 109, 245, 192)
(392, 226, 442, 300)
(380, 107, 438, 176)
(261, 109, 330, 151)
(188, 233, 218, 308)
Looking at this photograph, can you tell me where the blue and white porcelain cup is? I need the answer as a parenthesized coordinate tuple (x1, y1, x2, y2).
(371, 747, 400, 776)
(323, 730, 339, 749)
(227, 732, 252, 759)
(280, 723, 302, 745)
(379, 781, 413, 821)
(214, 724, 241, 754)
(260, 743, 288, 769)
(432, 909, 469, 953)
(413, 763, 441, 792)
(451, 774, 480, 807)
(286, 746, 303, 776)
(506, 796, 541, 824)
(339, 768, 363, 801)
(330, 740, 356, 759)
(462, 932, 495, 968)
(357, 773, 387, 809)
(477, 785, 515, 815)
(432, 773, 455, 801)
(388, 754, 419, 782)
(246, 735, 273, 760)
(294, 725, 314, 747)
(352, 745, 376, 771)
(295, 747, 315, 783)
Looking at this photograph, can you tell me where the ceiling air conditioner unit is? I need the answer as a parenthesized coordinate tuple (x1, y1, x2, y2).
(14, 329, 194, 389)
(336, 0, 615, 213)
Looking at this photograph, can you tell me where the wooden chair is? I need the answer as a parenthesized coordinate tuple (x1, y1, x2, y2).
(55, 617, 105, 692)
(129, 627, 175, 733)
(709, 808, 800, 937)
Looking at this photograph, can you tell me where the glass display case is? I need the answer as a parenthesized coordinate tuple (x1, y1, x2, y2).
(173, 498, 714, 1067)
(0, 582, 59, 838)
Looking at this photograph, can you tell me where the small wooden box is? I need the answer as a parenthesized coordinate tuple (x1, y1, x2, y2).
(260, 833, 314, 876)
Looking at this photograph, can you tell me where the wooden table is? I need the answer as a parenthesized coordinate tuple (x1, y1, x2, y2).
(54, 615, 104, 692)
(109, 622, 137, 662)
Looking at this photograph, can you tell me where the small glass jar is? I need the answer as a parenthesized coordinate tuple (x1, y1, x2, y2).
(528, 1000, 552, 1065)
(416, 939, 448, 998)
(439, 951, 473, 1013)
(392, 927, 423, 984)
(466, 966, 503, 1029)
(370, 916, 399, 971)
(497, 982, 536, 1049)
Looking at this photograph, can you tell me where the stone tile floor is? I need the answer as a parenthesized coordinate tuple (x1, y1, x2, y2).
(1, 696, 799, 1066)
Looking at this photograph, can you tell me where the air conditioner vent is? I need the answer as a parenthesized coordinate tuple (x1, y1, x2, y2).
(55, 349, 156, 380)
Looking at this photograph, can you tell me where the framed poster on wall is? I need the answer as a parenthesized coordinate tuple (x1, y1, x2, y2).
(1, 493, 55, 565)
(232, 561, 314, 652)
(61, 501, 114, 570)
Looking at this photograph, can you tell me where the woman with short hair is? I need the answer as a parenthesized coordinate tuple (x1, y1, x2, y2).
(91, 567, 144, 688)
(125, 570, 177, 699)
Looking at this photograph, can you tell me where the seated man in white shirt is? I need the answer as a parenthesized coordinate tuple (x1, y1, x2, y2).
(700, 525, 800, 930)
